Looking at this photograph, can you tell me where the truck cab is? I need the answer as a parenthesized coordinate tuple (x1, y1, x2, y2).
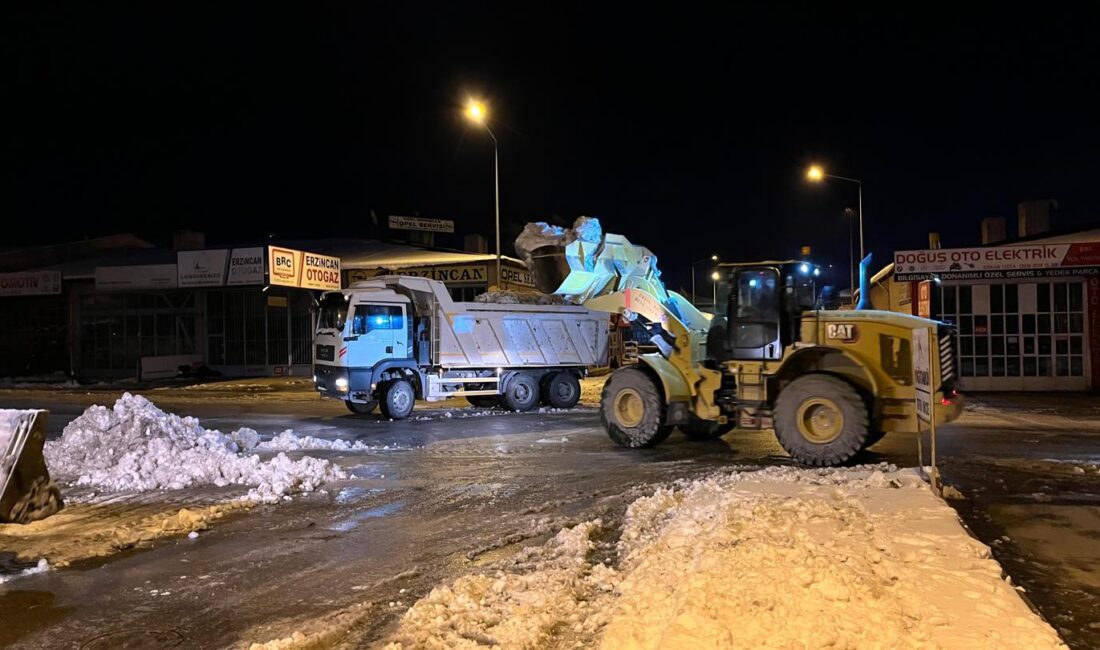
(313, 287, 414, 414)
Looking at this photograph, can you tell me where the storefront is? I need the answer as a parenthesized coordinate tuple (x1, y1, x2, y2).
(890, 232, 1100, 391)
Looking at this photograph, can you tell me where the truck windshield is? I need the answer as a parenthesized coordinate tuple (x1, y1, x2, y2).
(317, 293, 348, 331)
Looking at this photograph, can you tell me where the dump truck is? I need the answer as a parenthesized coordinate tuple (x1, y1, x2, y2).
(312, 275, 608, 418)
(1, 409, 63, 524)
(516, 217, 962, 466)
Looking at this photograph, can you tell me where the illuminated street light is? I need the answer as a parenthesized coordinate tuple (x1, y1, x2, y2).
(711, 270, 721, 313)
(464, 98, 501, 285)
(806, 163, 864, 290)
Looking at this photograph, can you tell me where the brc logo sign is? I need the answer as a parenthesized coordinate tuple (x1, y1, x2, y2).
(826, 323, 859, 343)
(270, 247, 300, 285)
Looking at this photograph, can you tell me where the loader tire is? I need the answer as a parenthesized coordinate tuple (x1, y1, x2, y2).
(466, 395, 501, 408)
(345, 399, 378, 415)
(601, 368, 673, 448)
(682, 416, 735, 440)
(503, 373, 539, 412)
(774, 374, 869, 467)
(379, 379, 415, 420)
(544, 372, 581, 409)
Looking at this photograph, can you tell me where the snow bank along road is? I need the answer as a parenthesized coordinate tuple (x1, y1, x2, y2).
(0, 388, 1096, 647)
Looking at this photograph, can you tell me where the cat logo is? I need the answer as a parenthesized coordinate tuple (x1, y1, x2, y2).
(826, 322, 859, 343)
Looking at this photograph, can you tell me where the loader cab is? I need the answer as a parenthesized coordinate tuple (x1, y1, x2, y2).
(720, 261, 819, 361)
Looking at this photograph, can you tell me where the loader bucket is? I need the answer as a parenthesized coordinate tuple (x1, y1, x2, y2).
(0, 410, 63, 524)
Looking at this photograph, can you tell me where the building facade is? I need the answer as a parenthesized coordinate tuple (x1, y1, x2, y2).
(0, 236, 536, 381)
(877, 228, 1100, 391)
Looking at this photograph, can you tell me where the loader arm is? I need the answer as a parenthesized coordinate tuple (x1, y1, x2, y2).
(515, 218, 721, 420)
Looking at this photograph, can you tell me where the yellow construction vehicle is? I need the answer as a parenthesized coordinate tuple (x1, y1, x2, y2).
(516, 218, 961, 466)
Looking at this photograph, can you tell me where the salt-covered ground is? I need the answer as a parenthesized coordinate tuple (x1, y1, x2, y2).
(1, 390, 1097, 648)
(381, 466, 1063, 649)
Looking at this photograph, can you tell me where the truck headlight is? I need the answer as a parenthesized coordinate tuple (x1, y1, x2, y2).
(335, 377, 349, 392)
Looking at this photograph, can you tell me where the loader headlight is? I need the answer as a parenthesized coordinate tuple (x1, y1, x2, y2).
(800, 263, 810, 274)
(335, 377, 349, 392)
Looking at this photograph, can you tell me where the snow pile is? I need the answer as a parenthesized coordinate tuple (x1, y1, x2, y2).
(386, 465, 1065, 649)
(43, 394, 345, 503)
(384, 520, 616, 649)
(257, 430, 377, 452)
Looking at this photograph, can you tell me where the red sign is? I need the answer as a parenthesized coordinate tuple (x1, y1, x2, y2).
(917, 280, 932, 319)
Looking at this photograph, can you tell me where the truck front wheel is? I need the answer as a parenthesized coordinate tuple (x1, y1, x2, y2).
(601, 368, 673, 448)
(379, 379, 416, 420)
(773, 374, 869, 466)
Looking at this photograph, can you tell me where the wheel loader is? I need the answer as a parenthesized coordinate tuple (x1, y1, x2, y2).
(515, 217, 962, 466)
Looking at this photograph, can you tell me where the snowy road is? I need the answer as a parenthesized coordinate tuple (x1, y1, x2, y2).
(1, 386, 1098, 648)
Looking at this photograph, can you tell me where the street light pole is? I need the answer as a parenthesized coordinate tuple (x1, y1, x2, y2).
(464, 99, 503, 287)
(807, 164, 864, 267)
(488, 127, 501, 286)
(691, 254, 719, 305)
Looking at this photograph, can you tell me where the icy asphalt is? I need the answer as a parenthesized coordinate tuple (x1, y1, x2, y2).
(1, 389, 1099, 648)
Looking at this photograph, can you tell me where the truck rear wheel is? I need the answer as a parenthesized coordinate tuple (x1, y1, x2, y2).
(503, 373, 539, 412)
(543, 372, 581, 409)
(773, 374, 869, 466)
(345, 399, 378, 415)
(601, 368, 673, 448)
(379, 379, 415, 420)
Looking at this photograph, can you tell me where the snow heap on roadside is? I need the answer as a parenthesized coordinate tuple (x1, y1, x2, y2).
(385, 464, 1065, 649)
(44, 393, 346, 503)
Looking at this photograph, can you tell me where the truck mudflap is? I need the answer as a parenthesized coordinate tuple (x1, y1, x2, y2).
(1, 410, 64, 524)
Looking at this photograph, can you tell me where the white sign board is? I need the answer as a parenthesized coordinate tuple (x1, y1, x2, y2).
(177, 249, 228, 287)
(95, 264, 178, 291)
(894, 241, 1100, 281)
(500, 266, 535, 288)
(0, 270, 62, 297)
(912, 327, 933, 424)
(227, 247, 264, 286)
(388, 215, 455, 233)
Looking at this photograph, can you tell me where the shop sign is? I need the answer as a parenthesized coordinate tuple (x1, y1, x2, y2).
(500, 266, 535, 287)
(177, 249, 228, 287)
(917, 280, 931, 319)
(227, 247, 265, 286)
(895, 241, 1100, 281)
(388, 215, 455, 233)
(269, 247, 301, 288)
(301, 251, 342, 290)
(95, 264, 178, 290)
(0, 270, 62, 297)
(397, 264, 487, 283)
(268, 246, 341, 291)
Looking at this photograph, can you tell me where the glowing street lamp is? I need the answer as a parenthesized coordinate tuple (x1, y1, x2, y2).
(806, 163, 864, 265)
(711, 270, 721, 312)
(464, 98, 501, 285)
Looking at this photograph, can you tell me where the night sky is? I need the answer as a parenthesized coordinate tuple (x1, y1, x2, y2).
(6, 4, 1100, 291)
